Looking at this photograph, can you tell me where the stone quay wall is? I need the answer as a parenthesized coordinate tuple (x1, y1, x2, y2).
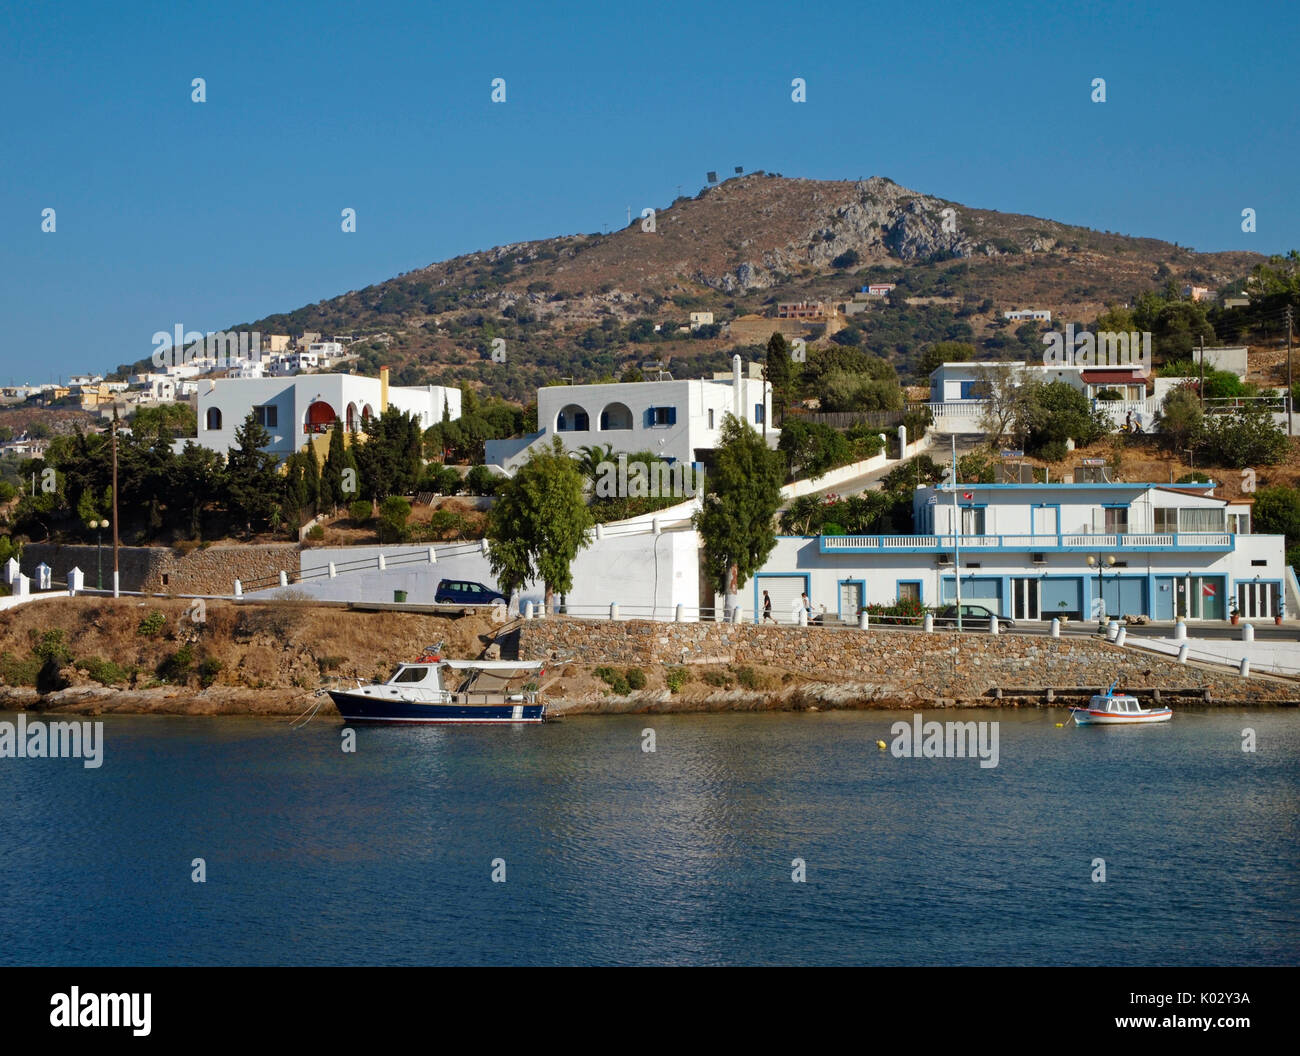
(23, 543, 301, 596)
(519, 619, 1296, 704)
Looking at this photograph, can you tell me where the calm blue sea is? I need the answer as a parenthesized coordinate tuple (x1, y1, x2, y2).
(0, 708, 1295, 966)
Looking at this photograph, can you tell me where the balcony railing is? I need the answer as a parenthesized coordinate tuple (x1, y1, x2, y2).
(818, 532, 1234, 553)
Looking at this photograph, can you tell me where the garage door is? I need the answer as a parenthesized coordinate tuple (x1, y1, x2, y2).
(756, 575, 808, 625)
(941, 576, 1003, 614)
(1100, 577, 1147, 619)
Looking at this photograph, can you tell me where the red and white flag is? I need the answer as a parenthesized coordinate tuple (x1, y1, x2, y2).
(1202, 583, 1216, 597)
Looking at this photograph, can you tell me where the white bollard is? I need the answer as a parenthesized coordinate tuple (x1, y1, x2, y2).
(67, 567, 84, 596)
(279, 570, 288, 587)
(1050, 617, 1060, 638)
(328, 562, 337, 578)
(732, 605, 744, 625)
(675, 603, 684, 623)
(1177, 643, 1189, 663)
(480, 539, 489, 556)
(1115, 627, 1126, 647)
(233, 578, 243, 598)
(377, 554, 386, 571)
(1239, 657, 1250, 678)
(428, 547, 437, 564)
(112, 570, 120, 598)
(652, 518, 661, 537)
(923, 613, 934, 634)
(610, 602, 619, 621)
(989, 615, 999, 635)
(1173, 620, 1187, 640)
(594, 523, 604, 540)
(524, 601, 534, 620)
(1242, 623, 1254, 642)
(859, 610, 869, 630)
(1106, 620, 1119, 641)
(897, 425, 907, 456)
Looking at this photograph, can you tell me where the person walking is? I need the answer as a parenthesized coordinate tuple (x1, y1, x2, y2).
(800, 591, 812, 621)
(762, 590, 775, 623)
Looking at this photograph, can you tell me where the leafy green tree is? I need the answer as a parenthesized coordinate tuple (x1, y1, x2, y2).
(486, 437, 594, 611)
(226, 412, 280, 534)
(778, 420, 851, 481)
(763, 332, 796, 425)
(1018, 381, 1109, 456)
(170, 442, 227, 539)
(917, 341, 975, 378)
(131, 403, 197, 438)
(1199, 410, 1288, 467)
(320, 424, 356, 513)
(377, 495, 411, 543)
(693, 414, 784, 600)
(1253, 485, 1300, 546)
(1156, 386, 1203, 453)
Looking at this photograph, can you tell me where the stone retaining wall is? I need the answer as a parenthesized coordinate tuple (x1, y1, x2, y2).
(519, 619, 1296, 703)
(23, 543, 301, 595)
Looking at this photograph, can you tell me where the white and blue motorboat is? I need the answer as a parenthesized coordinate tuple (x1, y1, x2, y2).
(328, 647, 546, 724)
(1070, 682, 1172, 726)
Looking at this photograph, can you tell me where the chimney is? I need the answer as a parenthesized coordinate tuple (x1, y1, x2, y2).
(379, 365, 389, 413)
(732, 353, 742, 418)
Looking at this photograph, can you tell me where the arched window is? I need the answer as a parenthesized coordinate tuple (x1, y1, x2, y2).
(599, 402, 633, 430)
(205, 407, 222, 430)
(304, 400, 337, 434)
(556, 403, 590, 432)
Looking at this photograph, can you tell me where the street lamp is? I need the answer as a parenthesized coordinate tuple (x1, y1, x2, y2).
(1087, 554, 1116, 626)
(89, 518, 109, 589)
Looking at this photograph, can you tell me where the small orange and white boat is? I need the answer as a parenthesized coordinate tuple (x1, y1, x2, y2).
(1071, 684, 1172, 726)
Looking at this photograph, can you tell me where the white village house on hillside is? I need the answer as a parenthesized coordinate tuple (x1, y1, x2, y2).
(187, 368, 461, 461)
(486, 355, 775, 472)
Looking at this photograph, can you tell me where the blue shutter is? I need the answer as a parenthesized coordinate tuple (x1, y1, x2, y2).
(667, 406, 677, 426)
(644, 407, 655, 428)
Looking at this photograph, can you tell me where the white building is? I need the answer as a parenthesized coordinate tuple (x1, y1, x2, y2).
(1004, 309, 1052, 322)
(308, 341, 345, 364)
(486, 355, 774, 471)
(754, 480, 1291, 624)
(925, 361, 1182, 434)
(687, 312, 714, 331)
(190, 369, 461, 461)
(130, 373, 177, 402)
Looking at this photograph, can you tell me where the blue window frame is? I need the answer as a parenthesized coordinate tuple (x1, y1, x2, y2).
(646, 406, 677, 427)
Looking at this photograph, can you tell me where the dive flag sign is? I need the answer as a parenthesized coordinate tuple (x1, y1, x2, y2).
(1203, 582, 1217, 597)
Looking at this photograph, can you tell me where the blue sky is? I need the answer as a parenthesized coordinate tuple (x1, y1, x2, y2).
(2, 0, 1296, 382)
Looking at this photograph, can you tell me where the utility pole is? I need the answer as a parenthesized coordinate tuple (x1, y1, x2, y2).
(111, 409, 120, 595)
(1198, 333, 1205, 408)
(951, 435, 962, 634)
(1287, 305, 1294, 436)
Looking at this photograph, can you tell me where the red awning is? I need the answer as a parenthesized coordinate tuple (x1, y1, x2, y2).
(1081, 370, 1143, 383)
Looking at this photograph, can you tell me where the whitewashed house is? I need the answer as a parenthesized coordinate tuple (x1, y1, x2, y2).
(188, 368, 461, 462)
(486, 355, 774, 471)
(753, 480, 1291, 624)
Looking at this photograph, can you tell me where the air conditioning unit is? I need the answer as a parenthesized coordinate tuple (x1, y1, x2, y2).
(1032, 553, 1047, 564)
(936, 553, 952, 566)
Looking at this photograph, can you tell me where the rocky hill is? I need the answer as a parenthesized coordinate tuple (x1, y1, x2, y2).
(152, 173, 1267, 400)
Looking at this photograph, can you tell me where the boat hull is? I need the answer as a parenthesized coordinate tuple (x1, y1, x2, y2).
(1072, 709, 1172, 726)
(327, 690, 545, 724)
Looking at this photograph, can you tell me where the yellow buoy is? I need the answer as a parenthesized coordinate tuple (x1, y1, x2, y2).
(1055, 722, 1064, 727)
(876, 740, 887, 750)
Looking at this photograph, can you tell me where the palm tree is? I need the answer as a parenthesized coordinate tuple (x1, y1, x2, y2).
(574, 443, 617, 482)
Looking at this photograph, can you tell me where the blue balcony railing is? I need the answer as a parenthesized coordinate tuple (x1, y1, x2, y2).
(817, 532, 1235, 554)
